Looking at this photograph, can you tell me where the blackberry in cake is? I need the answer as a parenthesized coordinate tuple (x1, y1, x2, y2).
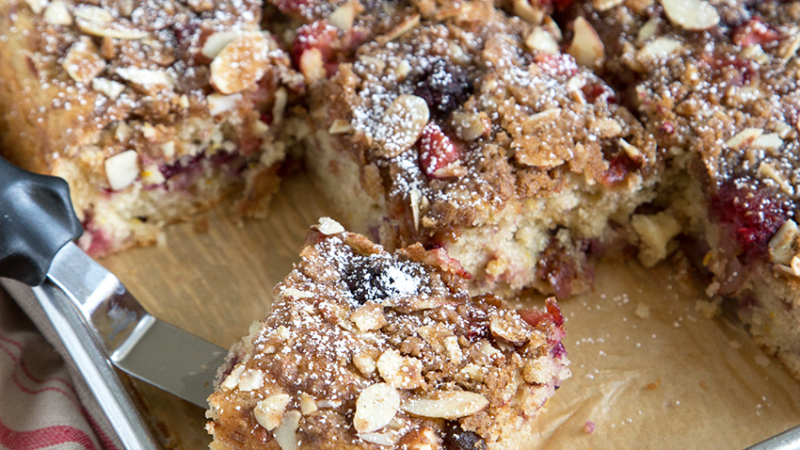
(558, 0, 800, 377)
(295, 0, 659, 298)
(206, 218, 570, 450)
(0, 0, 302, 255)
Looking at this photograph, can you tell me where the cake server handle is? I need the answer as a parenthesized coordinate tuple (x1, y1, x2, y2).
(0, 156, 159, 450)
(744, 424, 800, 450)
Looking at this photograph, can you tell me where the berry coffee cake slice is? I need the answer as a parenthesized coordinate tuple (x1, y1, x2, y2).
(298, 1, 659, 297)
(206, 218, 570, 450)
(562, 0, 800, 377)
(0, 0, 302, 255)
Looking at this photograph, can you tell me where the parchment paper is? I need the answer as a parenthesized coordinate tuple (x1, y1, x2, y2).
(101, 173, 800, 449)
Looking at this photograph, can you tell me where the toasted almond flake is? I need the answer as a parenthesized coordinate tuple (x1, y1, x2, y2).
(207, 93, 241, 116)
(637, 18, 659, 43)
(329, 1, 362, 31)
(757, 162, 793, 195)
(272, 87, 288, 125)
(373, 94, 430, 158)
(726, 128, 763, 149)
(315, 217, 345, 235)
(354, 383, 401, 433)
(410, 188, 421, 231)
(525, 108, 561, 127)
(489, 312, 530, 344)
(769, 220, 799, 265)
(254, 394, 291, 431)
(444, 336, 462, 365)
(73, 5, 113, 22)
(778, 31, 800, 61)
(299, 48, 325, 83)
(526, 27, 559, 54)
(116, 66, 173, 87)
(376, 14, 420, 45)
(161, 141, 175, 158)
(401, 392, 489, 419)
(659, 0, 719, 30)
(273, 410, 301, 450)
(24, 0, 47, 14)
(791, 256, 800, 277)
(210, 32, 270, 94)
(92, 77, 125, 99)
(619, 138, 643, 161)
(62, 38, 105, 84)
(329, 119, 353, 134)
(104, 150, 139, 191)
(282, 287, 315, 299)
(44, 1, 71, 25)
(394, 60, 412, 80)
(299, 393, 318, 415)
(238, 369, 264, 392)
(353, 350, 377, 376)
(201, 30, 238, 59)
(359, 430, 402, 446)
(221, 365, 245, 390)
(638, 37, 682, 61)
(317, 399, 342, 409)
(567, 17, 604, 68)
(451, 111, 489, 141)
(589, 117, 622, 138)
(752, 133, 784, 151)
(592, 0, 623, 11)
(512, 0, 543, 24)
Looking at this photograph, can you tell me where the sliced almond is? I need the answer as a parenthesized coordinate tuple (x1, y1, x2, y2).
(210, 32, 270, 94)
(44, 1, 71, 25)
(512, 0, 543, 24)
(637, 18, 659, 44)
(220, 365, 245, 390)
(24, 0, 47, 14)
(73, 5, 113, 22)
(353, 350, 378, 376)
(254, 394, 292, 431)
(526, 27, 559, 55)
(329, 119, 353, 134)
(401, 391, 489, 419)
(376, 14, 420, 45)
(329, 1, 362, 31)
(726, 128, 763, 149)
(451, 111, 489, 141)
(638, 37, 682, 61)
(299, 393, 318, 415)
(373, 94, 430, 158)
(299, 47, 326, 83)
(354, 383, 401, 433)
(116, 67, 174, 89)
(752, 133, 784, 151)
(619, 138, 643, 161)
(444, 336, 463, 365)
(62, 38, 106, 84)
(273, 410, 301, 450)
(757, 162, 793, 195)
(769, 219, 799, 265)
(489, 312, 530, 344)
(567, 17, 604, 68)
(592, 0, 623, 11)
(315, 217, 345, 235)
(201, 30, 239, 59)
(658, 0, 719, 31)
(207, 93, 242, 116)
(778, 31, 800, 61)
(238, 369, 264, 392)
(104, 150, 139, 191)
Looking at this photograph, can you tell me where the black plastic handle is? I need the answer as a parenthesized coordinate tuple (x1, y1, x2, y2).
(0, 157, 83, 286)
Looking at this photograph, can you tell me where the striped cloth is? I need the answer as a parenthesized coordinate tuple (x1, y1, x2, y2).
(0, 283, 121, 450)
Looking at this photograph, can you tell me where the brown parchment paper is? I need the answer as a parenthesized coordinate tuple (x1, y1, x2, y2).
(101, 173, 800, 450)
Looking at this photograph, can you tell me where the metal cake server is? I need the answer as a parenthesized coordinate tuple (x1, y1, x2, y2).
(0, 157, 226, 449)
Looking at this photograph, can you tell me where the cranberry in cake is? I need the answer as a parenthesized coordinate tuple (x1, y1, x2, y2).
(558, 0, 800, 377)
(206, 218, 571, 450)
(297, 1, 659, 297)
(0, 0, 302, 255)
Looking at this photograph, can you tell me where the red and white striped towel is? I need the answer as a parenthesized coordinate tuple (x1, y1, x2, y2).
(0, 285, 121, 450)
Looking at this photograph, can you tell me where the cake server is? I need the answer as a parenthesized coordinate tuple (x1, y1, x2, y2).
(0, 157, 226, 448)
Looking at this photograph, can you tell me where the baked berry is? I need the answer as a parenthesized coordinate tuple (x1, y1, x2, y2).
(442, 421, 487, 450)
(413, 61, 472, 119)
(418, 123, 462, 178)
(710, 178, 793, 259)
(732, 18, 781, 47)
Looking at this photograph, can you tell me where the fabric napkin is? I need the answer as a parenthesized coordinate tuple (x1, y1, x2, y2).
(0, 280, 123, 450)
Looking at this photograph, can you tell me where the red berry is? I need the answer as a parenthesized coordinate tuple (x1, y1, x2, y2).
(272, 0, 309, 14)
(599, 153, 641, 186)
(291, 20, 338, 72)
(418, 123, 462, 178)
(534, 53, 579, 78)
(710, 178, 793, 259)
(733, 18, 781, 47)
